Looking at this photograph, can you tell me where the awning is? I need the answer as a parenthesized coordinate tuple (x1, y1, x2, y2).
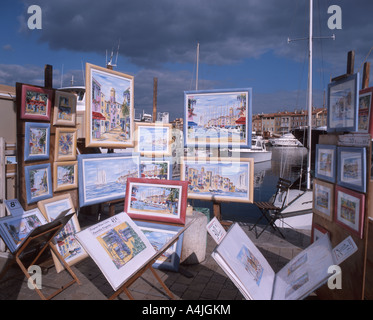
(188, 121, 198, 127)
(235, 117, 246, 125)
(92, 111, 106, 120)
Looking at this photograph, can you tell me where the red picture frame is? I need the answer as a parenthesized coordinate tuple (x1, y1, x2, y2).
(358, 87, 373, 136)
(124, 178, 188, 225)
(20, 84, 53, 121)
(334, 185, 365, 239)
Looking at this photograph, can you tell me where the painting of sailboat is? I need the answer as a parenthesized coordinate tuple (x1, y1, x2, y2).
(78, 153, 140, 207)
(184, 89, 252, 148)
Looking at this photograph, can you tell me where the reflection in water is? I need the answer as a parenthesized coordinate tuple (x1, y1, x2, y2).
(191, 146, 309, 223)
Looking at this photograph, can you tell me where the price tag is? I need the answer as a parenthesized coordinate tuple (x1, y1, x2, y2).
(4, 199, 24, 216)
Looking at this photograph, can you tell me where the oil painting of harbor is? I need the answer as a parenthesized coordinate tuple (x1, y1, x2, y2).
(78, 154, 139, 207)
(181, 157, 254, 203)
(184, 89, 251, 148)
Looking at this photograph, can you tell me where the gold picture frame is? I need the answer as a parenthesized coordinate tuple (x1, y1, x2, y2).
(53, 161, 78, 192)
(54, 127, 77, 161)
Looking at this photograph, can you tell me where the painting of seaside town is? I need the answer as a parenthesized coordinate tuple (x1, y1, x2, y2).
(182, 158, 253, 203)
(26, 165, 51, 203)
(86, 64, 133, 148)
(136, 124, 171, 155)
(79, 154, 139, 206)
(97, 222, 147, 270)
(185, 89, 251, 147)
(22, 85, 51, 120)
(128, 184, 181, 218)
(25, 123, 49, 160)
(140, 160, 170, 180)
(237, 245, 264, 286)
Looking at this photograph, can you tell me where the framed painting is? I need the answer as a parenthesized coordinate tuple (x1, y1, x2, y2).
(54, 127, 77, 161)
(124, 178, 188, 225)
(184, 88, 252, 148)
(20, 84, 53, 121)
(135, 221, 184, 271)
(24, 122, 50, 161)
(311, 223, 329, 244)
(85, 63, 134, 148)
(312, 179, 334, 222)
(53, 90, 77, 126)
(358, 87, 373, 134)
(180, 157, 254, 203)
(337, 146, 366, 193)
(140, 157, 172, 180)
(135, 123, 172, 156)
(24, 163, 53, 204)
(78, 153, 140, 207)
(315, 144, 337, 183)
(38, 194, 87, 273)
(334, 185, 365, 239)
(0, 208, 47, 253)
(53, 161, 78, 192)
(327, 73, 359, 132)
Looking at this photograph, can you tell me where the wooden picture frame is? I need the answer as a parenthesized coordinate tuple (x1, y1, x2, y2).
(37, 194, 87, 273)
(53, 90, 77, 126)
(53, 161, 78, 192)
(180, 157, 254, 203)
(135, 123, 172, 156)
(78, 153, 140, 207)
(20, 84, 53, 121)
(54, 127, 77, 161)
(327, 73, 359, 132)
(135, 220, 184, 271)
(85, 63, 134, 148)
(337, 146, 366, 193)
(124, 178, 188, 225)
(315, 144, 337, 183)
(140, 157, 173, 180)
(358, 87, 373, 134)
(24, 163, 53, 204)
(24, 122, 50, 161)
(334, 185, 365, 239)
(184, 88, 252, 148)
(312, 179, 334, 222)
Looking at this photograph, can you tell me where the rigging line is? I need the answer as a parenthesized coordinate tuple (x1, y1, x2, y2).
(357, 45, 373, 74)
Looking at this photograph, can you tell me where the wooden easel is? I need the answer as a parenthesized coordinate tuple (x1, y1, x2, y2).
(212, 200, 232, 230)
(0, 214, 81, 300)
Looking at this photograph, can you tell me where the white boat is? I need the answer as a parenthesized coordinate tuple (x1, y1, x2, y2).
(269, 133, 303, 147)
(229, 136, 272, 163)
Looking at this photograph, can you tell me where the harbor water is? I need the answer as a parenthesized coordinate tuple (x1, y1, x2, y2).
(190, 146, 309, 223)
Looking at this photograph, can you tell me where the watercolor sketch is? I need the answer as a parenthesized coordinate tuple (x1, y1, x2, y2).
(184, 89, 252, 148)
(237, 245, 264, 286)
(97, 222, 146, 270)
(140, 158, 171, 180)
(53, 91, 77, 126)
(78, 153, 139, 207)
(24, 122, 50, 161)
(135, 123, 172, 156)
(315, 145, 336, 183)
(85, 63, 134, 148)
(55, 128, 77, 161)
(136, 221, 184, 271)
(0, 209, 47, 251)
(25, 164, 52, 204)
(21, 85, 52, 121)
(285, 273, 309, 299)
(313, 180, 333, 221)
(327, 73, 358, 132)
(181, 157, 254, 203)
(53, 161, 78, 192)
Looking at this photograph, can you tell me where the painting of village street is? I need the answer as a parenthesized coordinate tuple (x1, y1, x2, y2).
(97, 222, 146, 269)
(237, 245, 264, 286)
(128, 184, 181, 217)
(87, 65, 133, 147)
(183, 159, 252, 202)
(186, 90, 249, 147)
(23, 87, 50, 119)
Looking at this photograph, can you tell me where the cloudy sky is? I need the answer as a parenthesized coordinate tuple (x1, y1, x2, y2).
(1, 0, 373, 120)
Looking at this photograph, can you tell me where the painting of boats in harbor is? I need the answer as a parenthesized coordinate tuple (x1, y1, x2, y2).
(184, 89, 252, 148)
(125, 178, 188, 224)
(181, 157, 254, 203)
(78, 153, 140, 207)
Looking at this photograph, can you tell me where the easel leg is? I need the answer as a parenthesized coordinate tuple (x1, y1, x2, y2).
(149, 266, 175, 300)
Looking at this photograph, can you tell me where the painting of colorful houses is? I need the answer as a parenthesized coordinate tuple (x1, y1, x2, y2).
(24, 122, 50, 161)
(184, 89, 252, 148)
(86, 63, 134, 148)
(181, 157, 254, 203)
